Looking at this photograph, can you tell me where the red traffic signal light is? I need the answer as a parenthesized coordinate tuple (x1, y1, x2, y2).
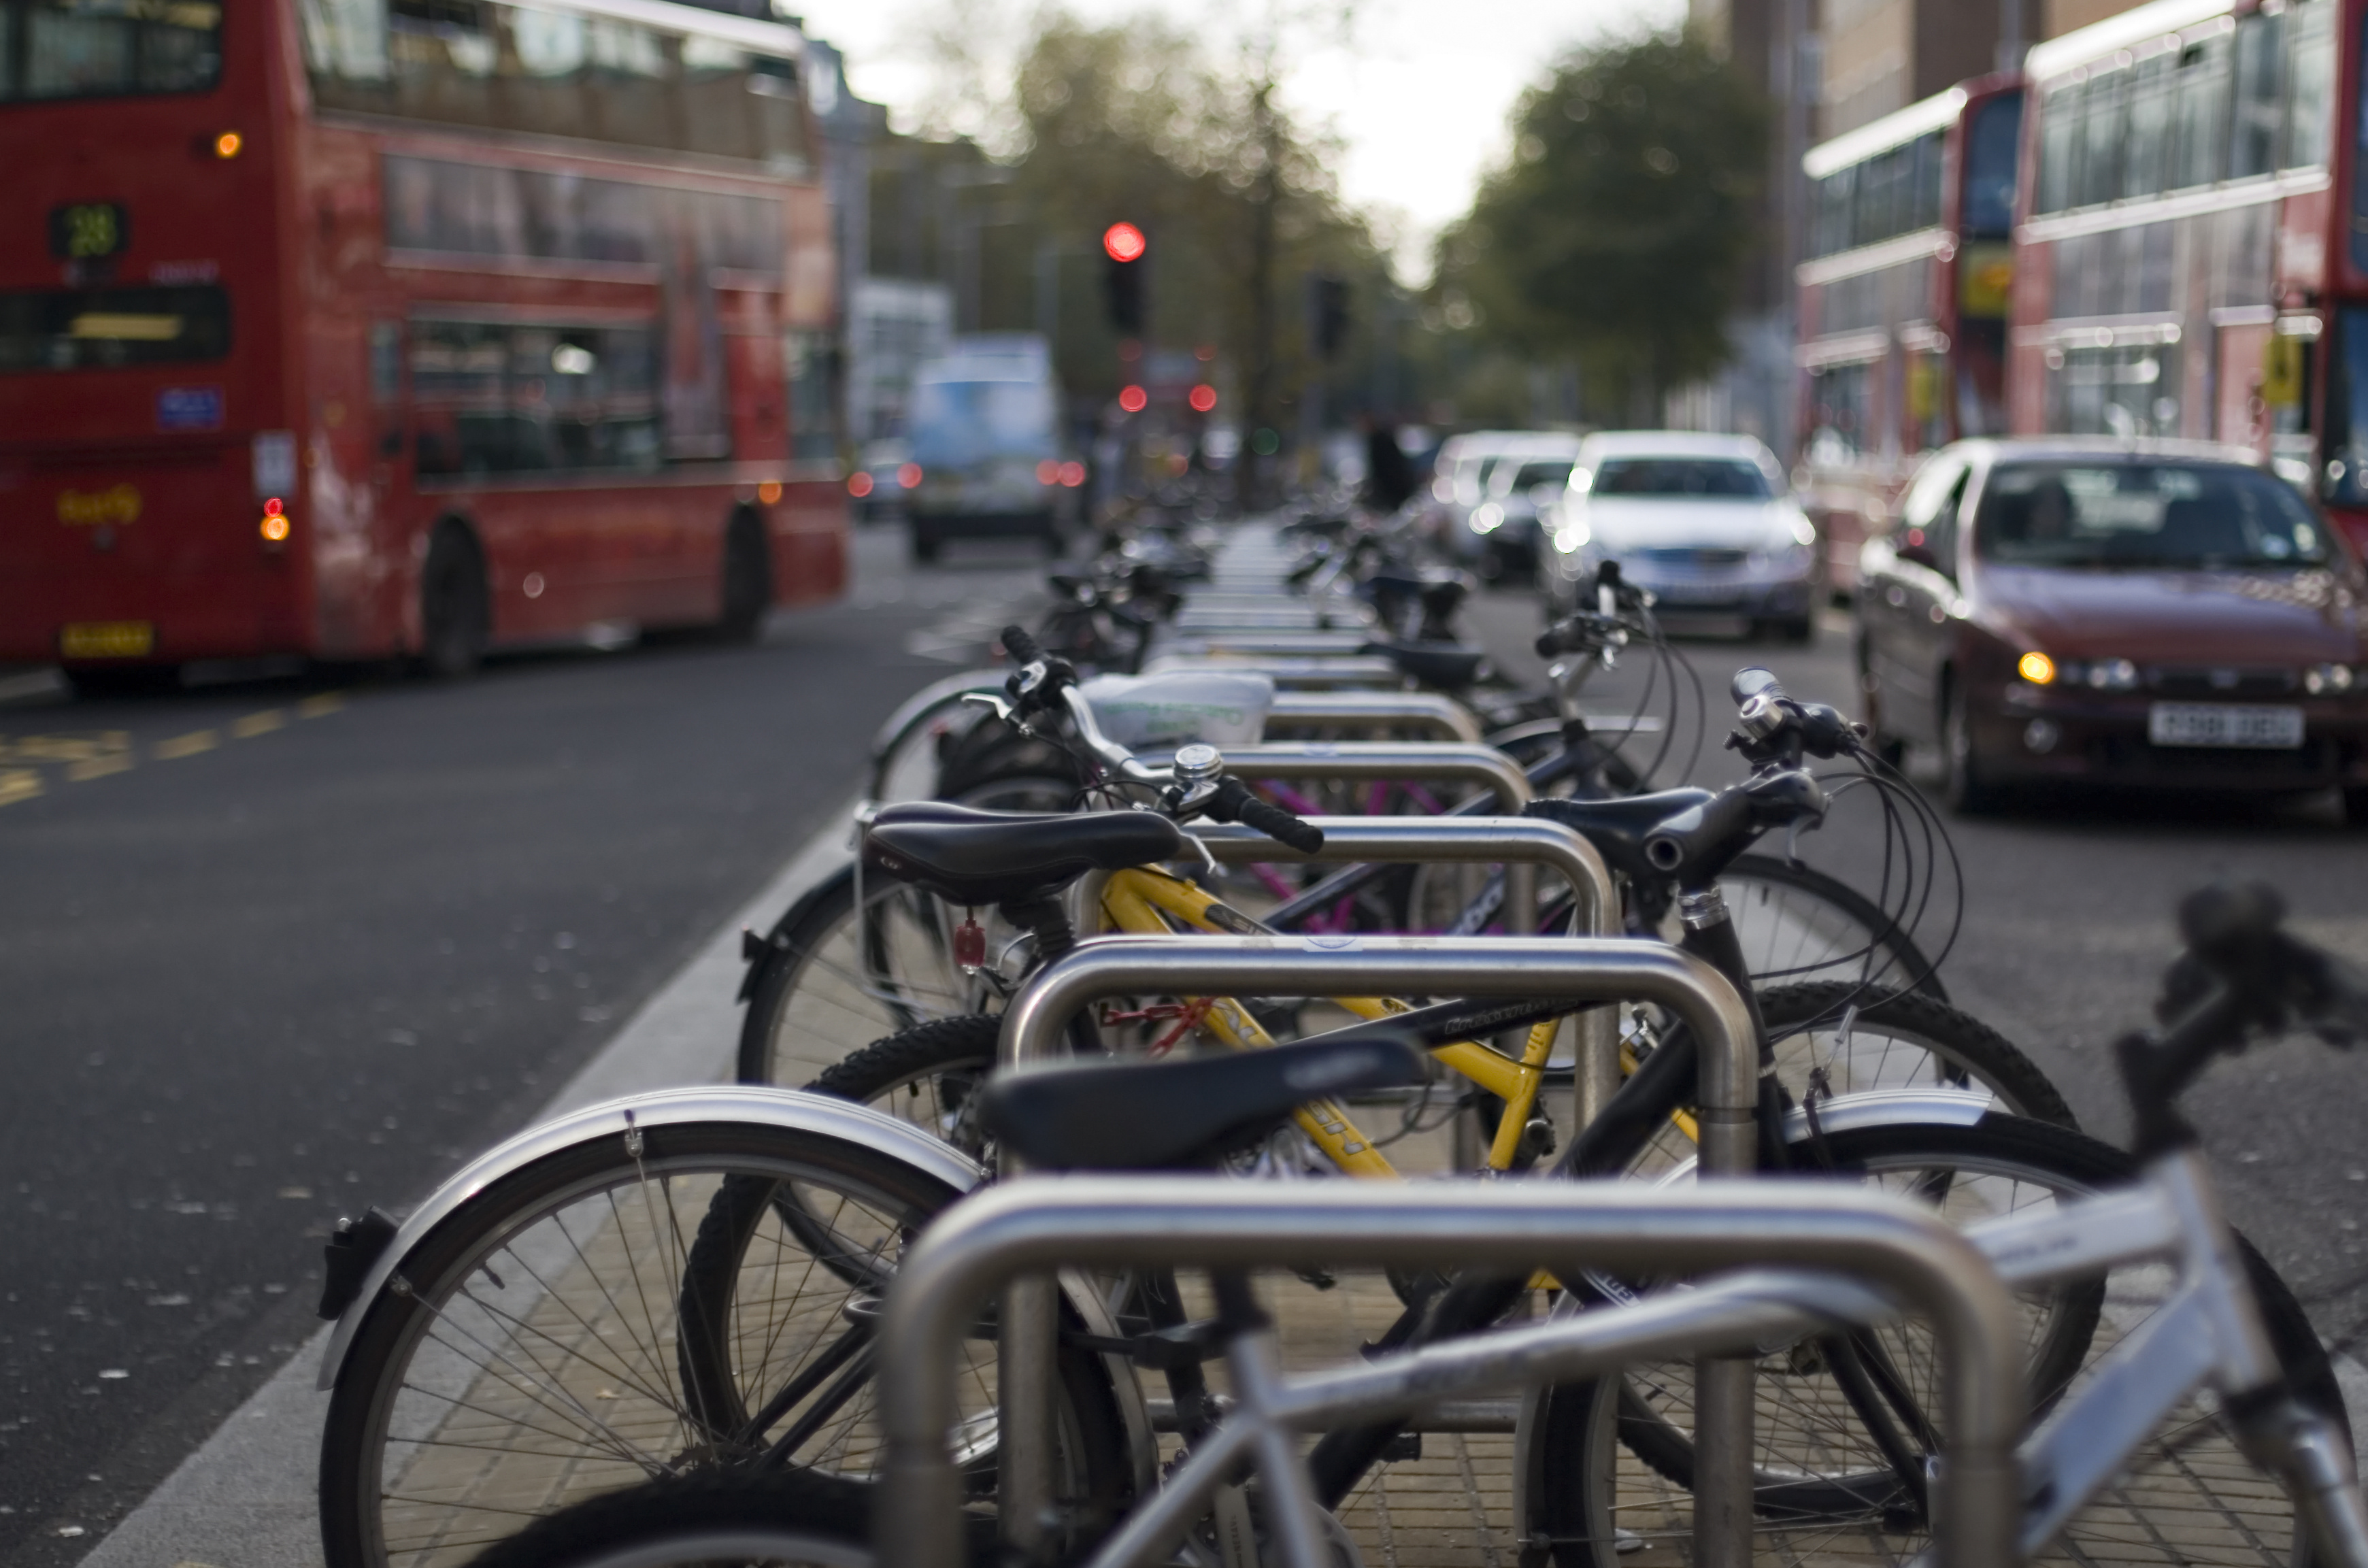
(1102, 222, 1146, 263)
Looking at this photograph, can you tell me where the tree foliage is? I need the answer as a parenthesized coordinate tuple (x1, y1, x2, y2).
(1436, 33, 1767, 419)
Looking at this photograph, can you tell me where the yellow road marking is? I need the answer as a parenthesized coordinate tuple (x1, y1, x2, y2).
(0, 732, 127, 764)
(298, 691, 344, 718)
(0, 768, 41, 807)
(67, 752, 135, 782)
(154, 731, 218, 760)
(232, 710, 285, 739)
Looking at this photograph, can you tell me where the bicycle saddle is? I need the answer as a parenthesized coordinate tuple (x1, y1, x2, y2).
(864, 801, 1183, 907)
(1525, 788, 1716, 882)
(982, 1031, 1425, 1171)
(1361, 639, 1491, 691)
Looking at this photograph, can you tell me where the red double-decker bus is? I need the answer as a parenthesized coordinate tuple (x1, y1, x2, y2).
(1793, 73, 2024, 589)
(1, 0, 846, 689)
(2007, 0, 2361, 546)
(1998, 0, 2349, 525)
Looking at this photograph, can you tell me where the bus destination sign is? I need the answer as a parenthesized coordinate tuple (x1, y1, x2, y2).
(50, 202, 129, 262)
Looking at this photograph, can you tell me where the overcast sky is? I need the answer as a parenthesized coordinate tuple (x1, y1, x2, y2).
(789, 0, 1687, 278)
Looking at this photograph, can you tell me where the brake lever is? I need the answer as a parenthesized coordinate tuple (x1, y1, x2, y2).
(961, 690, 1020, 727)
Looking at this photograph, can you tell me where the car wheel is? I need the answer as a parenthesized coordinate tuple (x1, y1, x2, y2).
(910, 526, 941, 564)
(1856, 641, 1906, 771)
(716, 512, 771, 643)
(2344, 788, 2368, 828)
(418, 524, 488, 680)
(1942, 678, 1999, 815)
(62, 664, 180, 699)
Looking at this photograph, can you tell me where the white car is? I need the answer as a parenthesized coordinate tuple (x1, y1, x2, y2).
(1541, 431, 1822, 641)
(1424, 431, 1582, 581)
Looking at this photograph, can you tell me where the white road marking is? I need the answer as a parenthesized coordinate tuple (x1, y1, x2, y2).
(72, 801, 858, 1568)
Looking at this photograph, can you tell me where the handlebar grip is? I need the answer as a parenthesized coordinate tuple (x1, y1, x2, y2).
(1000, 624, 1043, 666)
(1239, 795, 1325, 854)
(1213, 777, 1326, 854)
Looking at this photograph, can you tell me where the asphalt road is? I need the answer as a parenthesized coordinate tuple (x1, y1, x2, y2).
(1465, 583, 2368, 1380)
(0, 523, 1046, 1561)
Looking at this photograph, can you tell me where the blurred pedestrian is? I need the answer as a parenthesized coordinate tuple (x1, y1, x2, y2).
(1361, 415, 1418, 514)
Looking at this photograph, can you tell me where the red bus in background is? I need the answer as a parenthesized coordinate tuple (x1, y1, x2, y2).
(0, 0, 846, 690)
(1794, 73, 2024, 591)
(2007, 0, 2363, 547)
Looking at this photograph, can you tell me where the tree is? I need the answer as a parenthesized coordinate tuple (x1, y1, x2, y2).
(1438, 33, 1767, 420)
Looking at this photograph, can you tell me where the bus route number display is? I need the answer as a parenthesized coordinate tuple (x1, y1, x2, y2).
(50, 202, 129, 262)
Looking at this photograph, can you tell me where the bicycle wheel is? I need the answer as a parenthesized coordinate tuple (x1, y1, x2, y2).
(1533, 1114, 2346, 1568)
(319, 1121, 1131, 1568)
(1717, 854, 1948, 999)
(737, 867, 982, 1087)
(1756, 981, 2073, 1127)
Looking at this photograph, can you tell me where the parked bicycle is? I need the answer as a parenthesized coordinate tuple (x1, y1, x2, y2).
(452, 884, 2362, 1568)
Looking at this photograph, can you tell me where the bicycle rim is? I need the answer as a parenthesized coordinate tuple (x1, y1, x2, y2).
(320, 1124, 1122, 1568)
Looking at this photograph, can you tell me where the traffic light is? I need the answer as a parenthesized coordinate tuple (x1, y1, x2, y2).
(1103, 222, 1147, 336)
(1310, 275, 1350, 361)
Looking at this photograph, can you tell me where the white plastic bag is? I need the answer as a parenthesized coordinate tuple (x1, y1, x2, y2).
(1077, 671, 1274, 748)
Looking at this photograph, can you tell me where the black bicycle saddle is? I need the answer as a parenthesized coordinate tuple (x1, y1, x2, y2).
(863, 801, 1183, 907)
(1525, 789, 1716, 882)
(982, 1031, 1426, 1171)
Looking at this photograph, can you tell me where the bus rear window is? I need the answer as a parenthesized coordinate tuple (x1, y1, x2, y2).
(0, 284, 231, 371)
(0, 0, 223, 101)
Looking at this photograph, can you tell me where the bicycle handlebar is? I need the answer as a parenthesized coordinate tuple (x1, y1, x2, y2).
(1727, 666, 1863, 765)
(2122, 883, 2368, 1157)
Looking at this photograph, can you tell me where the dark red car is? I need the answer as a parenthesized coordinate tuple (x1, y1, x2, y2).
(1855, 438, 2368, 818)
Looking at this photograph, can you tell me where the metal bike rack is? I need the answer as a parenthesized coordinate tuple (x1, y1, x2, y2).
(1210, 740, 1534, 810)
(990, 935, 1761, 1566)
(1144, 654, 1407, 688)
(886, 1179, 2022, 1568)
(1264, 690, 1484, 744)
(1190, 813, 1622, 1185)
(1159, 631, 1377, 657)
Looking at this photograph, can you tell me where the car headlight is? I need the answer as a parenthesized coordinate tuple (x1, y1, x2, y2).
(2306, 663, 2356, 695)
(1788, 514, 1816, 548)
(2080, 657, 2141, 692)
(1470, 503, 1503, 534)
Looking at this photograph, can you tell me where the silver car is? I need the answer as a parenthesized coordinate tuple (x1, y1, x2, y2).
(1541, 431, 1822, 641)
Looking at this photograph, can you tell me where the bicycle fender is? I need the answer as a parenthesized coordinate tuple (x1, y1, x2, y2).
(866, 670, 1005, 795)
(1505, 1087, 1994, 1546)
(314, 1086, 986, 1391)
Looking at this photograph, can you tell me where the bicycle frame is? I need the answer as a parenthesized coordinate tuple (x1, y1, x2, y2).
(1093, 865, 1587, 1177)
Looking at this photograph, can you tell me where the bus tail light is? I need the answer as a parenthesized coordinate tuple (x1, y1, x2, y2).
(260, 497, 290, 546)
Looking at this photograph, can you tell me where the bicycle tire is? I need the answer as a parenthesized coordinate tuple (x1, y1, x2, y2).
(461, 1470, 890, 1568)
(318, 1121, 1130, 1568)
(1532, 1114, 2346, 1568)
(1755, 981, 2072, 1127)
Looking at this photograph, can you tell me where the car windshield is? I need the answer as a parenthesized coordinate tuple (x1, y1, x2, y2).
(1497, 460, 1574, 495)
(1973, 461, 2331, 568)
(1590, 457, 1771, 499)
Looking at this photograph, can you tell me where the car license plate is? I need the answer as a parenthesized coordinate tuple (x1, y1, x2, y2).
(2147, 703, 2303, 749)
(1649, 580, 1741, 605)
(59, 621, 154, 659)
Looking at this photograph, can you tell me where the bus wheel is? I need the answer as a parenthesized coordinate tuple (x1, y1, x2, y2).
(717, 512, 771, 643)
(62, 664, 178, 699)
(419, 524, 488, 680)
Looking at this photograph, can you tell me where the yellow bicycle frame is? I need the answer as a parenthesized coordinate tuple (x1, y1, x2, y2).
(1097, 865, 1569, 1177)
